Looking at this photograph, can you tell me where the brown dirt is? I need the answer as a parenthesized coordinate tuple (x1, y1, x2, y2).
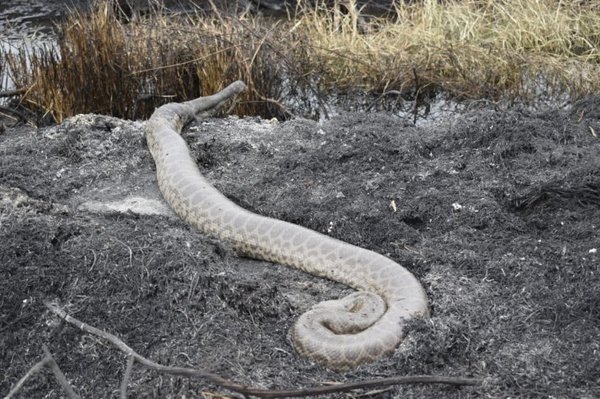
(1, 98, 599, 398)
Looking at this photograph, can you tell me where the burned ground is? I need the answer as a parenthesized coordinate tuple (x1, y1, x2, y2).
(1, 98, 599, 398)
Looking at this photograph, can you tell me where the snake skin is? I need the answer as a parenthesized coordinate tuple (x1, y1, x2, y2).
(145, 82, 430, 371)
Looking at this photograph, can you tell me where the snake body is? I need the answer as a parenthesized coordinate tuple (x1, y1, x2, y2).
(145, 81, 429, 371)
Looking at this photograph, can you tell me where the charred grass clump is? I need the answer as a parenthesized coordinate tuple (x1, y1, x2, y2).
(4, 1, 295, 121)
(3, 0, 600, 122)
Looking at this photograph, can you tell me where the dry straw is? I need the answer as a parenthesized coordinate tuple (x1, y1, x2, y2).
(3, 0, 600, 122)
(298, 0, 600, 98)
(5, 1, 292, 121)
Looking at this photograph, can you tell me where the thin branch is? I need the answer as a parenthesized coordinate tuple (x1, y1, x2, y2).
(44, 301, 481, 399)
(120, 355, 135, 399)
(412, 67, 420, 125)
(252, 95, 295, 119)
(41, 345, 81, 399)
(366, 90, 404, 112)
(5, 345, 80, 399)
(0, 105, 29, 123)
(4, 355, 51, 399)
(240, 375, 480, 398)
(0, 88, 26, 97)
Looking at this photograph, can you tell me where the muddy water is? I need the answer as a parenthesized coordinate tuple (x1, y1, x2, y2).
(0, 0, 92, 38)
(0, 0, 244, 36)
(0, 1, 93, 93)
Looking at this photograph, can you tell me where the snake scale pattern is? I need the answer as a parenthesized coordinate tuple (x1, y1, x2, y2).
(145, 81, 430, 371)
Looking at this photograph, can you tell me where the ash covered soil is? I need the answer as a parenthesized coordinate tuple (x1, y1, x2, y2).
(1, 98, 599, 398)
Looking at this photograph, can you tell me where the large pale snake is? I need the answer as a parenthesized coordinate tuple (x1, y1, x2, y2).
(145, 81, 429, 371)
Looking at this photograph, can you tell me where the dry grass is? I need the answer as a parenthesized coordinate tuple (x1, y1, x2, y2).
(6, 1, 294, 121)
(299, 0, 600, 98)
(3, 0, 600, 122)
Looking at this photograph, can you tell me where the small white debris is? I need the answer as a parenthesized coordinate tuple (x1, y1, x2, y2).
(327, 221, 335, 233)
(390, 199, 397, 212)
(590, 248, 597, 254)
(452, 202, 463, 211)
(78, 196, 173, 217)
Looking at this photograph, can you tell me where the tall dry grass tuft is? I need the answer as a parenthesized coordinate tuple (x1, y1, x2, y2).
(7, 1, 293, 121)
(296, 0, 600, 101)
(0, 47, 4, 92)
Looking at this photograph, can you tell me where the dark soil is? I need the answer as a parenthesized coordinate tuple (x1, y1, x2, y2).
(1, 98, 599, 398)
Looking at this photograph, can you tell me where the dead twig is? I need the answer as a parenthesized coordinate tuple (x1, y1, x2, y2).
(366, 90, 404, 112)
(120, 355, 135, 399)
(44, 301, 481, 399)
(0, 105, 29, 124)
(41, 345, 81, 399)
(5, 344, 80, 399)
(0, 88, 26, 97)
(5, 355, 50, 398)
(253, 95, 295, 119)
(412, 67, 420, 125)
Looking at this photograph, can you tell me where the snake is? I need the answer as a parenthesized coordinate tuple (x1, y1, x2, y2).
(145, 81, 430, 371)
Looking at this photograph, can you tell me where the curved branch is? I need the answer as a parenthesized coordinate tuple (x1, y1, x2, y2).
(4, 355, 51, 398)
(5, 344, 80, 399)
(44, 301, 480, 399)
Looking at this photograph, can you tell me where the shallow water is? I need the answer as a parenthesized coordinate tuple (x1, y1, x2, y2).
(0, 0, 91, 39)
(0, 0, 252, 37)
(0, 1, 93, 93)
